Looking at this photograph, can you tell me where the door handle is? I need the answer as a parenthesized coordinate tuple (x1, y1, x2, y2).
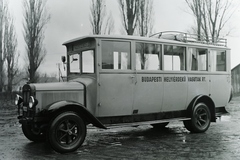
(130, 76, 137, 84)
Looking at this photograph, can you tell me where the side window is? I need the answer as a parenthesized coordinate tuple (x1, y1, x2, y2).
(210, 50, 226, 71)
(69, 54, 80, 73)
(82, 50, 94, 73)
(164, 45, 186, 71)
(135, 42, 162, 70)
(188, 48, 208, 71)
(102, 41, 131, 70)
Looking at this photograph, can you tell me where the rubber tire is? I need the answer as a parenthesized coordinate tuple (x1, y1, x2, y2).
(184, 102, 211, 133)
(22, 123, 46, 142)
(48, 112, 86, 153)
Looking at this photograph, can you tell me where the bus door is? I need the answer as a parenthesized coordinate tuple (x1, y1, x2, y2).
(132, 43, 163, 114)
(98, 40, 135, 117)
(187, 48, 210, 105)
(209, 49, 231, 107)
(162, 45, 188, 112)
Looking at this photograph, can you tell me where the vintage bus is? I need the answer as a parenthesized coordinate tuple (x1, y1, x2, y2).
(15, 32, 232, 153)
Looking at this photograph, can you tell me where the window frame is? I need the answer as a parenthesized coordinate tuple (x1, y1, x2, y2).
(135, 42, 163, 71)
(69, 52, 81, 73)
(99, 38, 229, 74)
(187, 47, 209, 72)
(81, 49, 95, 74)
(209, 49, 227, 72)
(68, 49, 96, 75)
(163, 44, 187, 72)
(100, 39, 133, 72)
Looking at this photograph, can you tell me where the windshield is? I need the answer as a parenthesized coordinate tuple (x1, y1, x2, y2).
(69, 50, 94, 74)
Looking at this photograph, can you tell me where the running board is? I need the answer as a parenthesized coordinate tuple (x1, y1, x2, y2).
(215, 107, 229, 117)
(104, 117, 191, 129)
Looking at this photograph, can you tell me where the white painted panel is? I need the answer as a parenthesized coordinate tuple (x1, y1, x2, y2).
(210, 74, 231, 107)
(99, 74, 134, 117)
(133, 74, 163, 114)
(162, 75, 188, 112)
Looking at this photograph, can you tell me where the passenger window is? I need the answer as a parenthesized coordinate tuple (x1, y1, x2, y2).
(210, 50, 226, 71)
(164, 45, 186, 71)
(188, 48, 208, 71)
(135, 42, 162, 70)
(102, 41, 131, 70)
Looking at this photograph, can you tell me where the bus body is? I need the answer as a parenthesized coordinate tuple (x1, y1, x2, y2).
(15, 32, 231, 153)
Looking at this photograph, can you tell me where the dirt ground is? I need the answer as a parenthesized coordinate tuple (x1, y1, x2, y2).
(1, 96, 240, 160)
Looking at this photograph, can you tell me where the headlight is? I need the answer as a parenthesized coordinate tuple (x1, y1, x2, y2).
(29, 96, 35, 108)
(15, 94, 23, 105)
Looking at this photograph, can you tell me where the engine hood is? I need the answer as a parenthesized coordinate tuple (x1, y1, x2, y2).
(32, 81, 84, 91)
(22, 77, 97, 116)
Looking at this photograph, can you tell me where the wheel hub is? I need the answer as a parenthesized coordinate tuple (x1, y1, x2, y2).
(68, 130, 73, 135)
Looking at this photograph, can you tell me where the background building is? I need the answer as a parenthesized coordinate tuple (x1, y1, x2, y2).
(232, 64, 240, 95)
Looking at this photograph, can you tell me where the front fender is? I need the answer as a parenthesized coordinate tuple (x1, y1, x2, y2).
(43, 101, 106, 129)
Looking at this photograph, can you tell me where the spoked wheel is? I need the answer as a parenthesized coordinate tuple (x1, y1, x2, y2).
(184, 102, 211, 133)
(48, 112, 86, 153)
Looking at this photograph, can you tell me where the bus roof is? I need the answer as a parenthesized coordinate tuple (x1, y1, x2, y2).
(63, 34, 229, 49)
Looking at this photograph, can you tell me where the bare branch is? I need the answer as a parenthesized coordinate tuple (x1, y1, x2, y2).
(90, 0, 106, 34)
(186, 0, 235, 42)
(23, 0, 50, 83)
(138, 0, 154, 37)
(118, 0, 140, 35)
(103, 12, 115, 35)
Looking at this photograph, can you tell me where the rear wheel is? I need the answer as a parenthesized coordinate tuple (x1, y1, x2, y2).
(48, 111, 86, 153)
(184, 102, 211, 133)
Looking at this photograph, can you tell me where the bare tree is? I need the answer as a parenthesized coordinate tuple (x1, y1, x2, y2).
(103, 13, 115, 35)
(118, 0, 140, 35)
(186, 0, 234, 42)
(90, 0, 106, 34)
(4, 11, 19, 92)
(0, 0, 6, 92)
(138, 0, 154, 37)
(205, 0, 234, 42)
(185, 0, 203, 40)
(90, 0, 114, 35)
(23, 0, 50, 83)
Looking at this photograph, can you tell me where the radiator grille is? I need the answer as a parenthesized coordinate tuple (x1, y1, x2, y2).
(23, 91, 30, 106)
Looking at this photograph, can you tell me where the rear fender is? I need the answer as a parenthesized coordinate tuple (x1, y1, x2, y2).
(44, 101, 106, 129)
(186, 95, 216, 122)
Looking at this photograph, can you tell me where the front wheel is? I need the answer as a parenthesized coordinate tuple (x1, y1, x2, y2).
(48, 111, 86, 153)
(183, 102, 211, 133)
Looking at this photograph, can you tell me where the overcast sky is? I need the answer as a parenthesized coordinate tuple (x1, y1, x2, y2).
(8, 0, 240, 76)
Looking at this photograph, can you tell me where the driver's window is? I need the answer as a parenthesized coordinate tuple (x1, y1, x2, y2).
(69, 54, 80, 73)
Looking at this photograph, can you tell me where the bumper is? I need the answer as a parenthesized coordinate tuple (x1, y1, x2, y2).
(18, 116, 49, 124)
(17, 104, 48, 124)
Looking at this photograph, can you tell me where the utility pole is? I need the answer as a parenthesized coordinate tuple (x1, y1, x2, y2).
(57, 63, 61, 82)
